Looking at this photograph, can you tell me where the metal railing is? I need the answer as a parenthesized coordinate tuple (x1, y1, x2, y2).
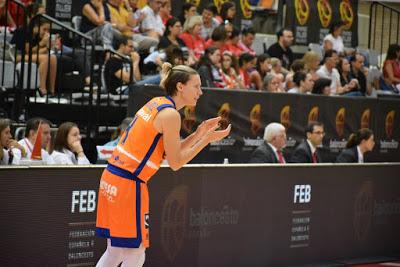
(368, 1, 400, 66)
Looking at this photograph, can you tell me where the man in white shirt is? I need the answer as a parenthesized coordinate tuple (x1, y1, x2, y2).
(18, 117, 54, 164)
(316, 49, 341, 95)
(140, 0, 165, 39)
(200, 4, 219, 40)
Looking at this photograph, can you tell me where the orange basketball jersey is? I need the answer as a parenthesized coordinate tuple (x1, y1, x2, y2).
(109, 96, 176, 182)
(96, 96, 176, 248)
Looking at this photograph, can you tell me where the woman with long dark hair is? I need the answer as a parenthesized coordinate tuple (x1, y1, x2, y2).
(158, 17, 186, 49)
(382, 44, 400, 92)
(51, 122, 90, 165)
(196, 46, 223, 87)
(215, 1, 236, 24)
(336, 128, 375, 163)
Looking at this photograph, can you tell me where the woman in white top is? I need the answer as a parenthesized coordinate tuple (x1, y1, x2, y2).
(323, 21, 345, 55)
(0, 118, 26, 165)
(51, 122, 90, 165)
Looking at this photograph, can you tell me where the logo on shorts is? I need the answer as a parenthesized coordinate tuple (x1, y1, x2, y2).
(100, 180, 118, 202)
(145, 213, 149, 229)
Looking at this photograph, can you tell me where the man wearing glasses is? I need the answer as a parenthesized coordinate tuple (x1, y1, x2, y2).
(290, 122, 324, 163)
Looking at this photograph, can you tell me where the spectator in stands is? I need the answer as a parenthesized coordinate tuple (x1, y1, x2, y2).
(205, 24, 227, 49)
(249, 122, 287, 164)
(104, 117, 134, 146)
(25, 20, 57, 96)
(104, 35, 141, 94)
(140, 0, 166, 40)
(164, 44, 184, 65)
(316, 49, 341, 95)
(0, 0, 16, 28)
(178, 2, 197, 25)
(51, 122, 90, 165)
(239, 53, 256, 89)
(18, 117, 54, 164)
(290, 122, 324, 163)
(196, 46, 223, 88)
(159, 0, 172, 25)
(323, 21, 345, 55)
(336, 128, 375, 163)
(126, 0, 147, 36)
(108, 0, 159, 51)
(81, 0, 120, 50)
(224, 20, 234, 39)
(180, 15, 205, 60)
(262, 73, 282, 93)
(251, 53, 271, 91)
(337, 57, 360, 95)
(303, 51, 321, 81)
(219, 51, 244, 89)
(107, 0, 134, 38)
(285, 59, 305, 91)
(270, 57, 283, 75)
(267, 28, 294, 70)
(238, 27, 256, 56)
(10, 2, 45, 52)
(312, 78, 331, 95)
(349, 53, 368, 96)
(288, 71, 314, 94)
(158, 17, 186, 50)
(0, 118, 25, 165)
(215, 1, 236, 24)
(381, 44, 400, 93)
(223, 26, 244, 57)
(200, 4, 219, 40)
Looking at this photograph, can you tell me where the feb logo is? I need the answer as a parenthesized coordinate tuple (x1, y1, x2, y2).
(249, 104, 262, 136)
(317, 0, 332, 28)
(294, 184, 311, 203)
(385, 110, 395, 139)
(335, 107, 346, 138)
(360, 109, 370, 129)
(295, 0, 310, 26)
(280, 105, 291, 129)
(218, 102, 231, 130)
(182, 106, 196, 134)
(340, 0, 354, 30)
(308, 106, 319, 124)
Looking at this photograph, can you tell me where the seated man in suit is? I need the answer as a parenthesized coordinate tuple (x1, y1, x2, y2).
(291, 122, 324, 163)
(249, 122, 287, 163)
(336, 128, 375, 163)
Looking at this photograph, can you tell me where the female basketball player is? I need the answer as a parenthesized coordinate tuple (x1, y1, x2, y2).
(95, 63, 231, 267)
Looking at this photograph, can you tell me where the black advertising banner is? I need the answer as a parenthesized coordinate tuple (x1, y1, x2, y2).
(375, 99, 400, 163)
(0, 168, 106, 266)
(286, 0, 358, 47)
(1, 165, 400, 266)
(128, 87, 400, 163)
